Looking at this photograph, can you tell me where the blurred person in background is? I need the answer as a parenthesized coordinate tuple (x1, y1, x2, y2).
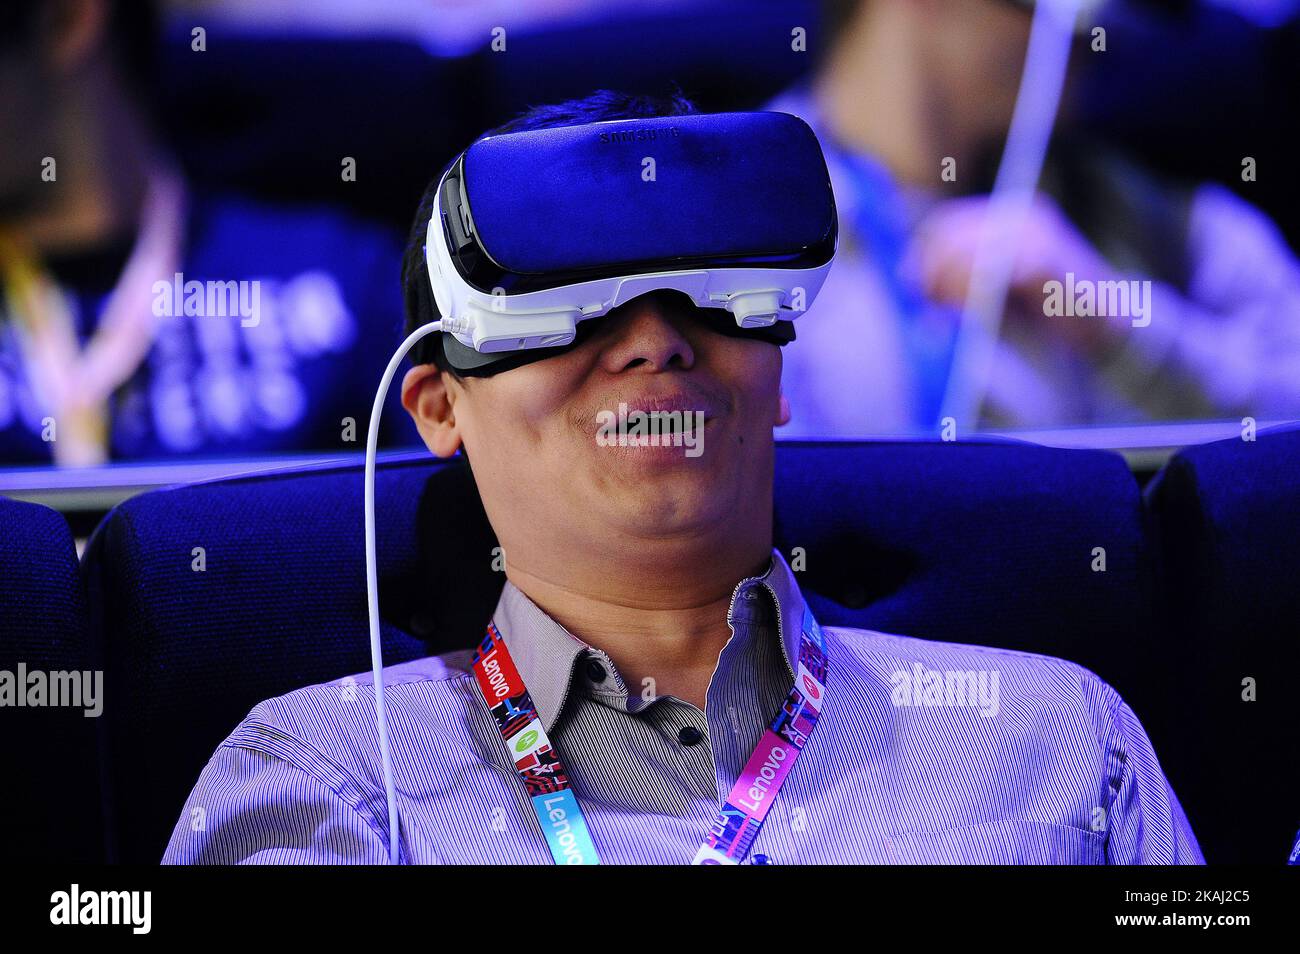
(768, 0, 1300, 434)
(0, 0, 415, 466)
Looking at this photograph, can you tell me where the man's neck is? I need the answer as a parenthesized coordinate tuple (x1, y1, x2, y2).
(503, 541, 773, 711)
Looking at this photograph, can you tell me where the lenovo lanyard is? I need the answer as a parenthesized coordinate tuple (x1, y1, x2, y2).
(470, 602, 829, 865)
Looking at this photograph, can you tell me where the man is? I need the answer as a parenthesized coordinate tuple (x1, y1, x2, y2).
(771, 0, 1300, 434)
(0, 0, 416, 465)
(163, 91, 1201, 864)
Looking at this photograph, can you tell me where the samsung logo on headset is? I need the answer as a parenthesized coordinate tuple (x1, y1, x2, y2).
(598, 126, 680, 144)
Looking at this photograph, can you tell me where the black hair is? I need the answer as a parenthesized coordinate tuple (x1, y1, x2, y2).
(400, 88, 702, 379)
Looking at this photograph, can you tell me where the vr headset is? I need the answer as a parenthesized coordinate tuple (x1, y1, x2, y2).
(416, 110, 838, 375)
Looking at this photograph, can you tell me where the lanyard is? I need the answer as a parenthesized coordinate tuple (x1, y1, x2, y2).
(470, 602, 829, 865)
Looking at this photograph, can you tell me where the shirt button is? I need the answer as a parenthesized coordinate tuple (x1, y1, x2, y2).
(677, 725, 704, 746)
(585, 659, 607, 683)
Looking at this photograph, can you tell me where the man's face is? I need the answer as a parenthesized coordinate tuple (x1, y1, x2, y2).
(402, 290, 788, 557)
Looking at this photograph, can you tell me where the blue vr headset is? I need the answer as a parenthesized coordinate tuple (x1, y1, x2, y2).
(415, 110, 839, 375)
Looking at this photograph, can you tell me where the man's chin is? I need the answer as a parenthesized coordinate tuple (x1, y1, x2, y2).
(606, 499, 727, 543)
(589, 462, 726, 521)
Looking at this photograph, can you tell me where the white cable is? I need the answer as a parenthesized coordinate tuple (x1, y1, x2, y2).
(365, 318, 443, 864)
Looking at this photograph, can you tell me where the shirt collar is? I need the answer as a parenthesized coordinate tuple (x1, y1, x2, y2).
(489, 547, 812, 733)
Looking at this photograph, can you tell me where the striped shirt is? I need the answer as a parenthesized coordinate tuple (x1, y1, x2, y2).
(162, 548, 1204, 864)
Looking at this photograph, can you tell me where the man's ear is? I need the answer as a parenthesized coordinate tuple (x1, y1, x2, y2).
(776, 388, 792, 427)
(401, 364, 463, 458)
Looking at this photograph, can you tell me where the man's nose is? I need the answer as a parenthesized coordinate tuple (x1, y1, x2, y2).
(598, 292, 697, 373)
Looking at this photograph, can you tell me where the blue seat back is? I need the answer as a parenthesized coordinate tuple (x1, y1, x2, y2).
(0, 497, 103, 862)
(1145, 424, 1300, 863)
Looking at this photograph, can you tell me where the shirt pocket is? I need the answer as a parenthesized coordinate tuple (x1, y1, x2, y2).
(889, 819, 1106, 864)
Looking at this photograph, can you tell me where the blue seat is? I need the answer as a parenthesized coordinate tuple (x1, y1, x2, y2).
(1145, 424, 1300, 864)
(777, 440, 1155, 683)
(83, 439, 1162, 863)
(81, 457, 441, 864)
(0, 497, 103, 862)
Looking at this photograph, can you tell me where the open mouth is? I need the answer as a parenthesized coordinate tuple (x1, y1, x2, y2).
(592, 401, 714, 457)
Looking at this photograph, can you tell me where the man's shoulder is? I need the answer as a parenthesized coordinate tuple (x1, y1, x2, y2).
(223, 649, 480, 761)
